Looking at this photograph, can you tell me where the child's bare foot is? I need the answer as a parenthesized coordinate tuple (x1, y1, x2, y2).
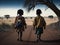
(17, 38, 19, 41)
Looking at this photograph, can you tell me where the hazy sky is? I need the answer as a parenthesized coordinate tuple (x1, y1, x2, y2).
(0, 0, 60, 17)
(0, 0, 24, 8)
(0, 0, 60, 8)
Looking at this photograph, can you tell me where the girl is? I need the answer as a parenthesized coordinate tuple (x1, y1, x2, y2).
(15, 9, 27, 41)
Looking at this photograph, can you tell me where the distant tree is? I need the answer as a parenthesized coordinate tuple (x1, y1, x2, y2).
(30, 17, 33, 19)
(0, 17, 3, 19)
(25, 17, 28, 19)
(4, 15, 10, 19)
(48, 15, 54, 18)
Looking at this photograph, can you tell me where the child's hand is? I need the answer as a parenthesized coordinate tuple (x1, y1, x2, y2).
(25, 25, 27, 29)
(14, 25, 16, 29)
(16, 30, 17, 32)
(44, 26, 46, 29)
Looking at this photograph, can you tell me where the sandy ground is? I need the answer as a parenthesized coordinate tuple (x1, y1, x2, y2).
(0, 17, 60, 45)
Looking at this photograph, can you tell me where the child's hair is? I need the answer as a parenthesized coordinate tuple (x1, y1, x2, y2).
(17, 9, 23, 16)
(36, 9, 42, 15)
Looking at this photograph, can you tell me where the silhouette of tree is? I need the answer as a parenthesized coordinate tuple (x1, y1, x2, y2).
(48, 15, 54, 18)
(0, 17, 3, 19)
(24, 0, 60, 21)
(4, 15, 10, 19)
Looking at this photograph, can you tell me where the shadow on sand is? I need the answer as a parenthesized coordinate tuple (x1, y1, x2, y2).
(17, 39, 60, 43)
(40, 39, 60, 43)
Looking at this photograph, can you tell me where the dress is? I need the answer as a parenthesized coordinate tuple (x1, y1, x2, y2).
(15, 16, 26, 32)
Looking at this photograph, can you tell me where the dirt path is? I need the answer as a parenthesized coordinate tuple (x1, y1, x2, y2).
(0, 25, 60, 45)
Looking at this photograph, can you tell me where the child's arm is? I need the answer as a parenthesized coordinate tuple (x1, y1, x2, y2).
(43, 18, 46, 29)
(15, 17, 17, 24)
(14, 16, 18, 28)
(33, 18, 36, 30)
(23, 17, 27, 29)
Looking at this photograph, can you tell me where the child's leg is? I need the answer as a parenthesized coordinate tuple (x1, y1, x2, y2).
(35, 30, 37, 34)
(17, 32, 19, 40)
(35, 28, 38, 34)
(20, 31, 23, 41)
(37, 34, 41, 41)
(38, 34, 41, 40)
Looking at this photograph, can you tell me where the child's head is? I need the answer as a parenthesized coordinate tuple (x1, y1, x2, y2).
(36, 9, 42, 16)
(17, 9, 24, 16)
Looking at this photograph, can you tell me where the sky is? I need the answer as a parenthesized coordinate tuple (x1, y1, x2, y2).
(0, 0, 60, 17)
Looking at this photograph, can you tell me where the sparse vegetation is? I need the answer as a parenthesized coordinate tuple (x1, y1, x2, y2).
(48, 15, 54, 18)
(4, 15, 10, 19)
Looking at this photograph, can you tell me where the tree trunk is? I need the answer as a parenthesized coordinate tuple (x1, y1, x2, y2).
(45, 2, 60, 21)
(44, 2, 60, 30)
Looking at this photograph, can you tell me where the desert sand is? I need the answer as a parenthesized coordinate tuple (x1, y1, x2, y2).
(0, 17, 60, 45)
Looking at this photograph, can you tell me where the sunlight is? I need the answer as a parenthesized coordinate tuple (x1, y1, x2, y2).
(0, 8, 57, 17)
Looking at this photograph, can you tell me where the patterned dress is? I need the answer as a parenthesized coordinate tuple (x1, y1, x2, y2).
(15, 16, 26, 32)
